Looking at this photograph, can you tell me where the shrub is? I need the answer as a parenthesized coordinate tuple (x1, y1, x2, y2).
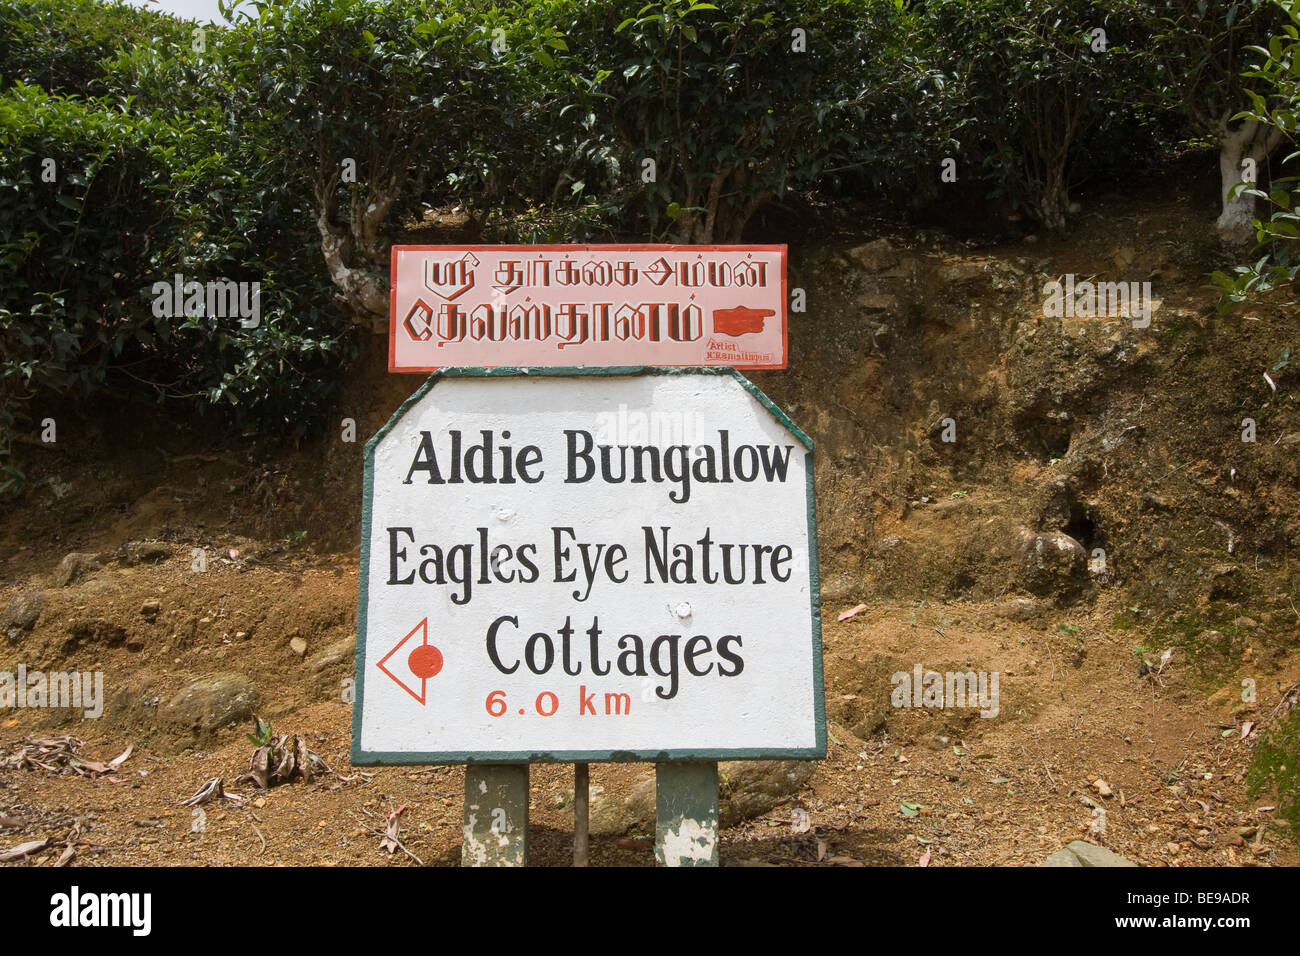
(924, 0, 1146, 230)
(0, 0, 190, 97)
(0, 84, 349, 495)
(554, 0, 918, 243)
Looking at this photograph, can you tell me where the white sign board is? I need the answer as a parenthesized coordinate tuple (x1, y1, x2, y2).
(351, 368, 824, 763)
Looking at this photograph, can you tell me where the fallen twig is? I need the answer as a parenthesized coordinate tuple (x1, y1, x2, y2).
(180, 777, 244, 807)
(0, 838, 49, 862)
(347, 810, 424, 866)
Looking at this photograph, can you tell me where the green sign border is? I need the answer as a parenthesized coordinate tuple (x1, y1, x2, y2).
(350, 366, 825, 765)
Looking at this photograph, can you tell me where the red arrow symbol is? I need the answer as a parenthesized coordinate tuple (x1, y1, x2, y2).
(377, 618, 442, 705)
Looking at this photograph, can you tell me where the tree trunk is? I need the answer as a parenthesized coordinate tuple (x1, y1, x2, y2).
(312, 183, 391, 332)
(1217, 119, 1284, 245)
(1036, 169, 1069, 232)
(314, 213, 389, 332)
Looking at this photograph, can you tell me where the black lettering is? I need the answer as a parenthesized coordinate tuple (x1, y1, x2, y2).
(553, 527, 576, 583)
(684, 635, 713, 675)
(772, 544, 792, 582)
(516, 543, 540, 582)
(588, 617, 610, 676)
(559, 615, 581, 676)
(486, 615, 520, 673)
(758, 444, 794, 481)
(403, 433, 443, 484)
(525, 631, 554, 673)
(650, 634, 681, 700)
(518, 445, 544, 483)
(418, 544, 445, 584)
(447, 542, 472, 604)
(387, 527, 416, 584)
(717, 635, 744, 676)
(566, 430, 594, 483)
(616, 634, 647, 676)
(643, 526, 670, 583)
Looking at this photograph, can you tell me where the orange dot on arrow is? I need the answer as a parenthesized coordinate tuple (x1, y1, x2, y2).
(408, 644, 443, 679)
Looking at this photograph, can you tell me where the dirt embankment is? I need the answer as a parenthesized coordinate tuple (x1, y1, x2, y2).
(1, 172, 1298, 866)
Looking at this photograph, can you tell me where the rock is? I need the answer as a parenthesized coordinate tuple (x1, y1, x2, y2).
(999, 597, 1041, 622)
(859, 293, 899, 312)
(66, 618, 127, 649)
(865, 319, 893, 350)
(1, 590, 44, 636)
(140, 599, 161, 621)
(1198, 629, 1231, 654)
(1207, 564, 1242, 600)
(876, 535, 901, 553)
(588, 774, 657, 836)
(937, 262, 986, 284)
(1044, 848, 1083, 867)
(289, 636, 308, 656)
(52, 553, 102, 587)
(161, 674, 260, 736)
(309, 636, 356, 674)
(80, 577, 121, 597)
(123, 541, 171, 565)
(719, 759, 816, 827)
(1036, 477, 1076, 530)
(1015, 529, 1086, 598)
(846, 239, 899, 273)
(1046, 841, 1136, 867)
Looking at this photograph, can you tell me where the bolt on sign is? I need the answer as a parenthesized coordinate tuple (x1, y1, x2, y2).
(389, 245, 787, 372)
(351, 368, 824, 764)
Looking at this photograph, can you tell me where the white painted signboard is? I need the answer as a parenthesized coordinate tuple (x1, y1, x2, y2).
(351, 367, 824, 764)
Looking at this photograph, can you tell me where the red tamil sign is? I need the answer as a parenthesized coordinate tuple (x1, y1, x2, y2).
(389, 244, 787, 371)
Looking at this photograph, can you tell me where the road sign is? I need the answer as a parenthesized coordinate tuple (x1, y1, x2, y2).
(351, 367, 824, 764)
(389, 245, 787, 372)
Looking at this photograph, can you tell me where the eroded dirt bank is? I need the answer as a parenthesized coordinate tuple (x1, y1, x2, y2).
(2, 181, 1297, 866)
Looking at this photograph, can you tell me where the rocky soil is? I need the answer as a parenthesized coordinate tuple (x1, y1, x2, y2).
(2, 165, 1298, 866)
